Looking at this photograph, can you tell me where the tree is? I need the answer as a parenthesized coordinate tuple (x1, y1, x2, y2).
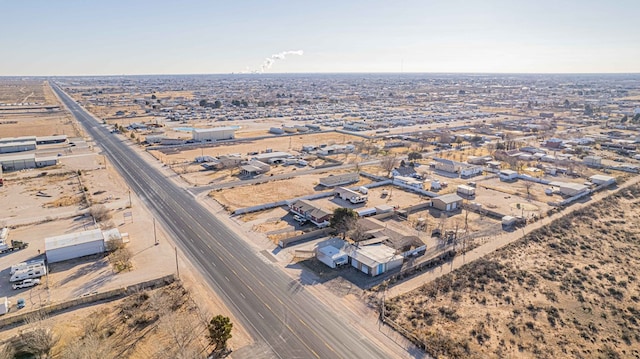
(633, 113, 640, 122)
(380, 154, 399, 177)
(151, 94, 157, 100)
(20, 311, 59, 359)
(199, 99, 208, 107)
(208, 315, 233, 352)
(621, 115, 628, 123)
(523, 181, 534, 199)
(213, 100, 222, 109)
(407, 152, 422, 161)
(329, 208, 357, 240)
(89, 204, 112, 223)
(584, 104, 594, 116)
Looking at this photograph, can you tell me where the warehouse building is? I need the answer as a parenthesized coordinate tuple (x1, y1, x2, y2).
(0, 136, 37, 145)
(45, 228, 122, 263)
(0, 141, 36, 154)
(0, 153, 58, 171)
(192, 127, 237, 142)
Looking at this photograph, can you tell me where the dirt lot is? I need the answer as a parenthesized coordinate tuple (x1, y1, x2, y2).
(209, 170, 372, 212)
(0, 80, 55, 105)
(384, 184, 640, 359)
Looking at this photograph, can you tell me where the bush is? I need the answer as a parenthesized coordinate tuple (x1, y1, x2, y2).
(89, 204, 112, 222)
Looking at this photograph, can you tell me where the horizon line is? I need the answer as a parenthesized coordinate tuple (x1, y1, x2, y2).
(2, 71, 640, 78)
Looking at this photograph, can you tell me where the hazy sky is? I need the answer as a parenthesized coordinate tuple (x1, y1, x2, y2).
(1, 0, 639, 75)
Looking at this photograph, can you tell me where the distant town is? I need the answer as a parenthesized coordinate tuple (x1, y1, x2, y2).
(1, 73, 640, 358)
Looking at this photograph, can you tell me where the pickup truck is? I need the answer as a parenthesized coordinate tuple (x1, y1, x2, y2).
(12, 278, 41, 290)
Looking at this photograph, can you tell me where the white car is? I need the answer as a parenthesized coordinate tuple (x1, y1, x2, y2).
(12, 278, 41, 290)
(293, 215, 307, 223)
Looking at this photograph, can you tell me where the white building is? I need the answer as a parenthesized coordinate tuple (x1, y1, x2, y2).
(192, 127, 236, 142)
(499, 169, 518, 181)
(317, 245, 349, 269)
(589, 175, 615, 186)
(45, 228, 121, 263)
(335, 187, 368, 204)
(349, 243, 403, 276)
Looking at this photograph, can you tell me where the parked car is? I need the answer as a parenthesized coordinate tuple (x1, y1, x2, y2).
(293, 215, 307, 223)
(12, 278, 41, 290)
(17, 299, 25, 309)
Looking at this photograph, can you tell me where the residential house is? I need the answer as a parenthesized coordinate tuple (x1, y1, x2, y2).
(391, 166, 417, 178)
(289, 200, 332, 227)
(467, 155, 493, 165)
(432, 157, 457, 174)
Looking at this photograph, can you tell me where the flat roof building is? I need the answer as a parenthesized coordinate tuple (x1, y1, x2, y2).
(192, 127, 237, 142)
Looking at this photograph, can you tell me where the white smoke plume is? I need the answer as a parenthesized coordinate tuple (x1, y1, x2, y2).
(257, 50, 304, 73)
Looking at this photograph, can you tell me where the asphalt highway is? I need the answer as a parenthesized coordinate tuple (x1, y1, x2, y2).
(52, 85, 392, 359)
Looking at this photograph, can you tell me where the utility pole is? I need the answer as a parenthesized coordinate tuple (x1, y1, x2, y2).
(153, 218, 158, 245)
(175, 246, 180, 279)
(128, 188, 132, 208)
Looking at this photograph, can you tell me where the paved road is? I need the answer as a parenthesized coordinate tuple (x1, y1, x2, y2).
(52, 85, 393, 359)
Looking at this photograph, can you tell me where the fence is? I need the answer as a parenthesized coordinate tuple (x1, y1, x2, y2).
(548, 189, 592, 207)
(0, 274, 176, 328)
(278, 228, 333, 248)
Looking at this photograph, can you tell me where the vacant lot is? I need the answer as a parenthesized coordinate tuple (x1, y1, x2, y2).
(0, 79, 55, 105)
(385, 184, 640, 359)
(209, 170, 372, 212)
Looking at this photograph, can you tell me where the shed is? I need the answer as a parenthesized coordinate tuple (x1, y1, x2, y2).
(457, 184, 476, 197)
(432, 193, 463, 212)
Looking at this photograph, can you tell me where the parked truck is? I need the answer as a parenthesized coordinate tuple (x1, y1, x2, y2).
(0, 239, 29, 255)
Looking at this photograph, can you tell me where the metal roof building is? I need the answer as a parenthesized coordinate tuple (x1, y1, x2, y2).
(45, 228, 119, 263)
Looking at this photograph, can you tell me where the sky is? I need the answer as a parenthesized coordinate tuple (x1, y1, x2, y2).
(1, 0, 639, 75)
